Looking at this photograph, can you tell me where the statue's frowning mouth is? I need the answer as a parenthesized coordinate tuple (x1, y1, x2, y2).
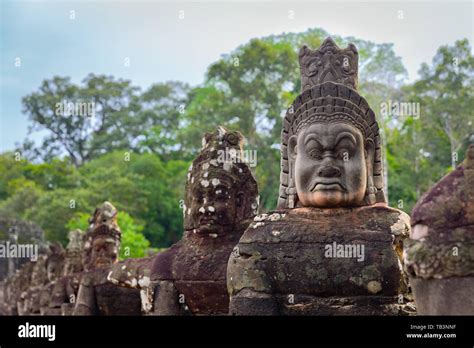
(311, 181, 346, 192)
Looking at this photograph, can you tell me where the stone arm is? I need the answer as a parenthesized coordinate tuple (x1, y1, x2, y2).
(49, 280, 67, 310)
(227, 246, 279, 315)
(153, 280, 181, 315)
(73, 282, 98, 315)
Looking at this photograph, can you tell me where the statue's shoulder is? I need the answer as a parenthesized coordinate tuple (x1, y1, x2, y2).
(363, 204, 411, 237)
(238, 210, 290, 244)
(150, 242, 181, 281)
(238, 206, 410, 244)
(108, 257, 154, 288)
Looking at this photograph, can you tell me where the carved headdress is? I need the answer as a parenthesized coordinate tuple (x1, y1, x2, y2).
(63, 229, 84, 274)
(83, 202, 121, 270)
(183, 126, 259, 230)
(87, 201, 121, 242)
(278, 37, 385, 209)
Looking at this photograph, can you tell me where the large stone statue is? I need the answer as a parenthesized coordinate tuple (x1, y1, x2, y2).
(404, 144, 474, 314)
(73, 202, 142, 315)
(108, 126, 259, 315)
(48, 229, 85, 315)
(227, 38, 411, 315)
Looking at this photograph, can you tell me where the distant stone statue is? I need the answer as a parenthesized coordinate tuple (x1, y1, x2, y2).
(39, 243, 65, 315)
(227, 38, 411, 315)
(48, 230, 84, 315)
(16, 262, 34, 315)
(108, 126, 259, 315)
(24, 254, 48, 315)
(405, 144, 474, 314)
(73, 202, 142, 315)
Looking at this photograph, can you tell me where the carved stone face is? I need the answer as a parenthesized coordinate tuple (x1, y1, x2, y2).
(64, 253, 83, 274)
(90, 237, 118, 269)
(190, 175, 242, 234)
(289, 122, 372, 207)
(47, 259, 63, 282)
(31, 256, 47, 287)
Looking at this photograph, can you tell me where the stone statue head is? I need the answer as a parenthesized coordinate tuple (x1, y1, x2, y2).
(183, 126, 259, 236)
(278, 37, 386, 209)
(46, 242, 65, 282)
(83, 202, 121, 270)
(63, 229, 84, 275)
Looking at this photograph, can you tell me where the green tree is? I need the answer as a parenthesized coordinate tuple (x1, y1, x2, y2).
(409, 39, 474, 169)
(385, 39, 474, 212)
(22, 76, 190, 167)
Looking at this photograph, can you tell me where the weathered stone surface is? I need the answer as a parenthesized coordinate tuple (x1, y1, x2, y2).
(75, 268, 142, 315)
(107, 256, 154, 314)
(151, 231, 246, 315)
(299, 37, 359, 91)
(404, 144, 474, 315)
(228, 206, 410, 315)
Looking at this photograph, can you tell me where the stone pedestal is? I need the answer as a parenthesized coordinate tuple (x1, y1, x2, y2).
(228, 206, 411, 315)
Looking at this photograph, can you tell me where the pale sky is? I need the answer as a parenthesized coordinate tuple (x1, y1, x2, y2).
(1, 0, 473, 152)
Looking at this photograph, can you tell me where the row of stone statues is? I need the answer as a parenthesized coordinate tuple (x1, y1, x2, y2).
(0, 37, 472, 315)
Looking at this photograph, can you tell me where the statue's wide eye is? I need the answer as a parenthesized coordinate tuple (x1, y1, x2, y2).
(308, 148, 322, 160)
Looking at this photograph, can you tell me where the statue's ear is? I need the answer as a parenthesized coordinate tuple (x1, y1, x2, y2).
(365, 138, 375, 166)
(288, 135, 298, 160)
(364, 139, 376, 205)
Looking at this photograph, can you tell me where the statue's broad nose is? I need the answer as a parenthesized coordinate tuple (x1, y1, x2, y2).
(318, 165, 341, 177)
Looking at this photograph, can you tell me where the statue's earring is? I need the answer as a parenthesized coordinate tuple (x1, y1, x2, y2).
(286, 162, 297, 208)
(364, 139, 376, 205)
(365, 176, 376, 205)
(286, 187, 297, 209)
(287, 135, 298, 209)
